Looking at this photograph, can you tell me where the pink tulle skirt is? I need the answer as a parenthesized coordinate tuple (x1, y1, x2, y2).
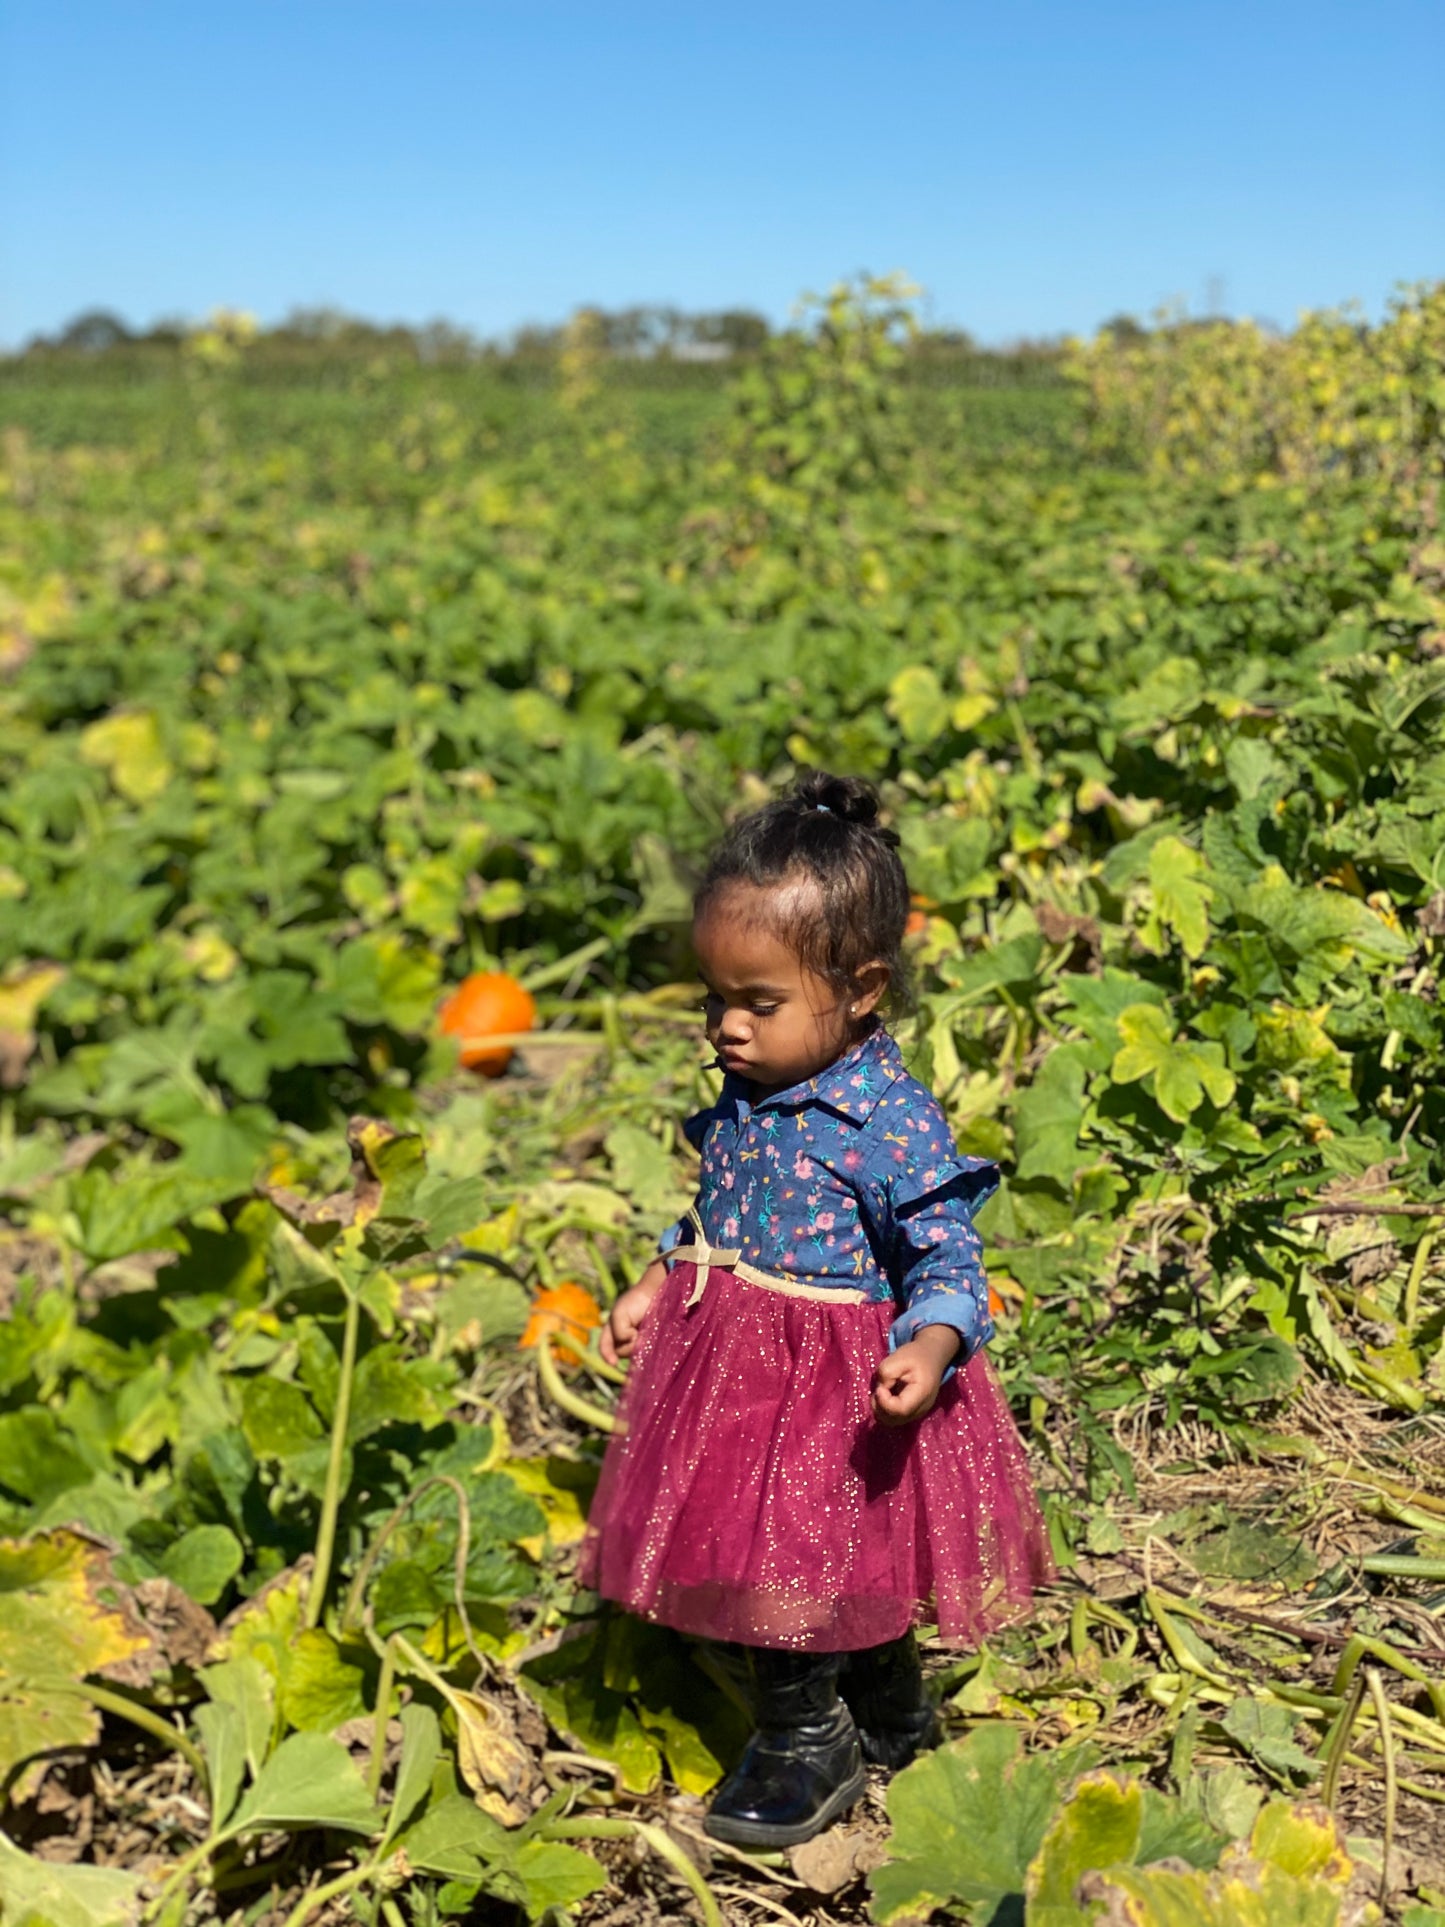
(579, 1261, 1054, 1652)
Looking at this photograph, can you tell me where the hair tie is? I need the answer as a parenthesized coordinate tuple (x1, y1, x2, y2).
(813, 804, 832, 814)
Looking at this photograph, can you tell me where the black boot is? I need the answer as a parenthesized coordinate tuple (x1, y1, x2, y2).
(840, 1632, 940, 1771)
(705, 1649, 865, 1849)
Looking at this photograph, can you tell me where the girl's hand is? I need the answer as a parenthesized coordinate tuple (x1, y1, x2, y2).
(872, 1325, 962, 1426)
(600, 1259, 668, 1365)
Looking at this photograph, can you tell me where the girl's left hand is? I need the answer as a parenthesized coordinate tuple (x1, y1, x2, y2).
(872, 1327, 961, 1426)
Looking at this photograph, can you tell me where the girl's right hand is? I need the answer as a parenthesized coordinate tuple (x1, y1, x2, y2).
(600, 1259, 668, 1365)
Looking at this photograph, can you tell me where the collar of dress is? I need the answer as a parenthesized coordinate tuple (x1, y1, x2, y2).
(713, 1027, 905, 1128)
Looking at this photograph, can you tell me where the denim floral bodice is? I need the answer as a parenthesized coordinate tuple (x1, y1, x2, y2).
(676, 1028, 998, 1360)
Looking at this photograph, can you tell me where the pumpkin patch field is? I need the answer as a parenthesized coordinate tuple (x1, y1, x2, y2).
(1, 283, 1445, 1925)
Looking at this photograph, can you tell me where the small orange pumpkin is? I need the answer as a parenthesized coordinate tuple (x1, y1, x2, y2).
(904, 910, 929, 938)
(438, 970, 536, 1077)
(520, 1281, 602, 1369)
(988, 1283, 1005, 1319)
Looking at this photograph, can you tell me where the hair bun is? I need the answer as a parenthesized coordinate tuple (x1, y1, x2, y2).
(790, 771, 883, 829)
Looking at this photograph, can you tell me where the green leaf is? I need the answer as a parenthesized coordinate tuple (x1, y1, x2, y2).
(606, 1120, 687, 1220)
(1136, 1787, 1226, 1871)
(1111, 1005, 1236, 1123)
(157, 1525, 243, 1606)
(195, 1699, 246, 1831)
(227, 1730, 382, 1838)
(1180, 1764, 1265, 1841)
(887, 664, 951, 745)
(199, 1656, 275, 1777)
(1013, 1043, 1088, 1185)
(278, 1629, 369, 1733)
(0, 1832, 141, 1927)
(239, 1376, 325, 1463)
(435, 1273, 531, 1348)
(1224, 736, 1287, 801)
(0, 1409, 94, 1506)
(868, 1723, 1075, 1923)
(1220, 1698, 1318, 1783)
(1145, 835, 1214, 960)
(398, 1790, 510, 1878)
(506, 1840, 607, 1919)
(399, 856, 466, 941)
(1190, 1522, 1317, 1586)
(385, 1702, 442, 1842)
(348, 1347, 449, 1443)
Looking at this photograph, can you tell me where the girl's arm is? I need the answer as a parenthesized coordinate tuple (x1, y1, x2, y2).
(871, 1126, 1000, 1423)
(600, 1256, 668, 1364)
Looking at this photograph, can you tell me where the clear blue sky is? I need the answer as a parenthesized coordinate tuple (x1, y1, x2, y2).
(2, 0, 1441, 350)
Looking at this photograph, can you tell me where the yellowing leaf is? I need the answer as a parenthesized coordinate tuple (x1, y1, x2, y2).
(78, 710, 172, 804)
(0, 964, 65, 1090)
(0, 1532, 154, 1798)
(951, 691, 997, 731)
(421, 1679, 534, 1826)
(501, 1456, 591, 1553)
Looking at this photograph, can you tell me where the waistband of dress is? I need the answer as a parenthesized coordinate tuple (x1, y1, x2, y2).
(665, 1209, 870, 1307)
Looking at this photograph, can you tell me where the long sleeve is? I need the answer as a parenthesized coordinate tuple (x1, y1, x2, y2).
(886, 1178, 996, 1363)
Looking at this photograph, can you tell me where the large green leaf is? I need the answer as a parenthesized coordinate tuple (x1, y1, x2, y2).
(1111, 1004, 1236, 1123)
(868, 1723, 1076, 1923)
(227, 1731, 382, 1837)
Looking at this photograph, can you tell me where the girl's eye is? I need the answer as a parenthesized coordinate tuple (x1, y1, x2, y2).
(751, 1004, 779, 1018)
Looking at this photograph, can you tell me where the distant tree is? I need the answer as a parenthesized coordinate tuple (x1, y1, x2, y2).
(55, 309, 133, 352)
(142, 317, 188, 347)
(1099, 314, 1148, 344)
(693, 310, 769, 353)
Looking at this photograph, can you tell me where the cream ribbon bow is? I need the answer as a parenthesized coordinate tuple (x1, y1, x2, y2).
(662, 1207, 741, 1308)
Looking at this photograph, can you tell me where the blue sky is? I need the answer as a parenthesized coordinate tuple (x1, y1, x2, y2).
(1, 0, 1441, 349)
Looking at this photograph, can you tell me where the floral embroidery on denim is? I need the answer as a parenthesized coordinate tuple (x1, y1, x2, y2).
(678, 1029, 999, 1360)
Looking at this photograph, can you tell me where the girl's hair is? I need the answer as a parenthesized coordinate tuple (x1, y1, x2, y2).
(694, 771, 910, 1004)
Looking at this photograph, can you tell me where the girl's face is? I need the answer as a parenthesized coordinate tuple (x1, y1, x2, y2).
(692, 882, 886, 1096)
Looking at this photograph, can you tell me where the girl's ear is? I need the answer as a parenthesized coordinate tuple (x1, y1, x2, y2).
(849, 961, 890, 1020)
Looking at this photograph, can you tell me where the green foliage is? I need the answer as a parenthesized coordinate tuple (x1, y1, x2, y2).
(871, 1731, 1372, 1925)
(1, 282, 1443, 1920)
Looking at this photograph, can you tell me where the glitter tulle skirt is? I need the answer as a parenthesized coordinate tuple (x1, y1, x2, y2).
(578, 1260, 1054, 1652)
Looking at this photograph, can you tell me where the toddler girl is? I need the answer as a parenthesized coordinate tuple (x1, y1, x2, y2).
(579, 772, 1052, 1847)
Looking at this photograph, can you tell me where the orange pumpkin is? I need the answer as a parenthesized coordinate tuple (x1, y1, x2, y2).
(904, 910, 929, 938)
(520, 1281, 602, 1369)
(438, 970, 536, 1077)
(988, 1284, 1005, 1318)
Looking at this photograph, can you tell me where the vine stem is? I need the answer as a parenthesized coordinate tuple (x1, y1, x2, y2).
(279, 1858, 381, 1927)
(1365, 1668, 1397, 1907)
(367, 1637, 398, 1800)
(543, 1817, 722, 1927)
(536, 1332, 618, 1431)
(306, 1284, 361, 1631)
(59, 1680, 208, 1787)
(1403, 1232, 1435, 1332)
(1320, 1668, 1366, 1809)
